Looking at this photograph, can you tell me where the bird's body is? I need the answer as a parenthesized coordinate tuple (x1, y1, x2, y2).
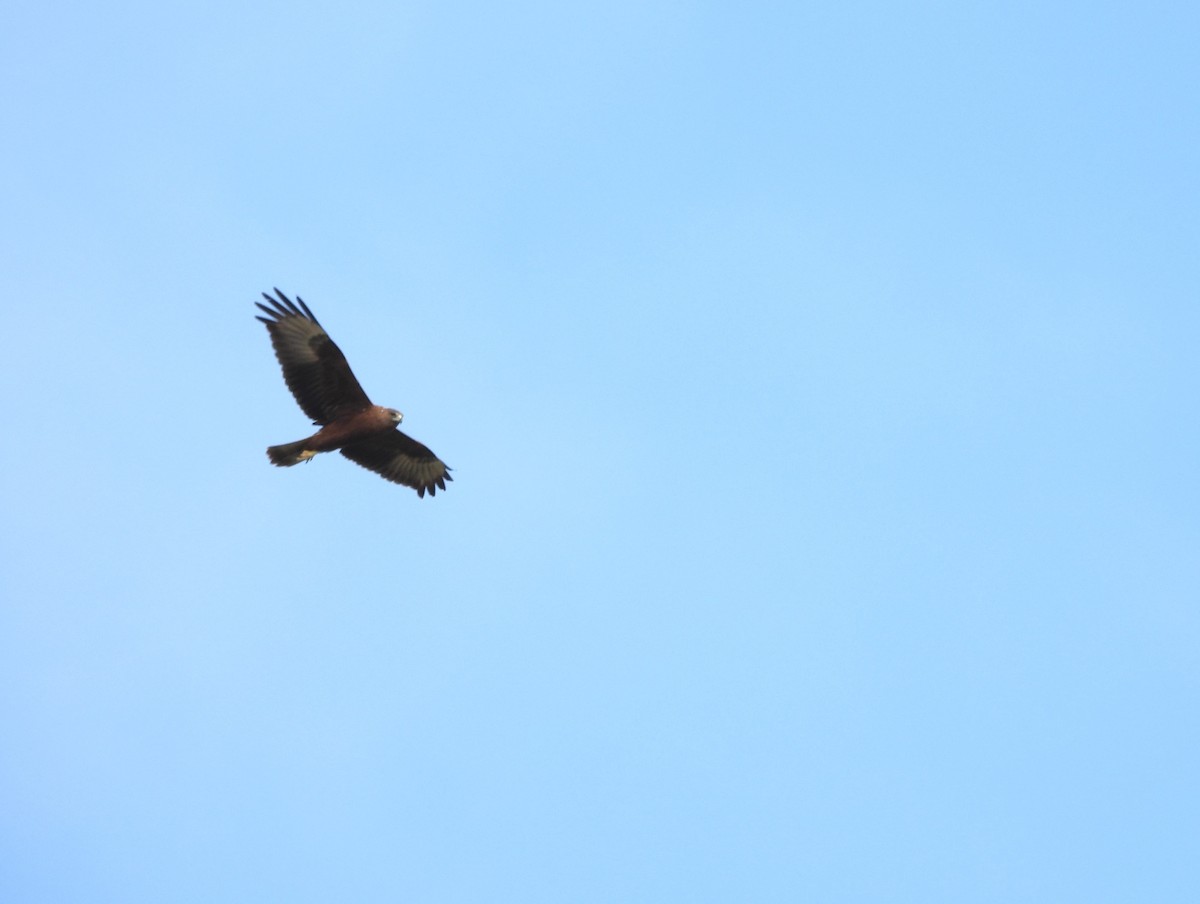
(265, 405, 400, 465)
(255, 289, 451, 497)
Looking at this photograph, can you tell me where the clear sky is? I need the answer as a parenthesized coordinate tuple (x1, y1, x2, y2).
(1, 2, 1197, 901)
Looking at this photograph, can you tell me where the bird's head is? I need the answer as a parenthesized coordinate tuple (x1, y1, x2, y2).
(386, 408, 404, 425)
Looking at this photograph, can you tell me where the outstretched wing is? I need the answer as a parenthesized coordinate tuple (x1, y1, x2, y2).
(340, 431, 453, 497)
(256, 289, 372, 425)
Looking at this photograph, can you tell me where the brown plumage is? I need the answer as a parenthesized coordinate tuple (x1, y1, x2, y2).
(255, 289, 452, 497)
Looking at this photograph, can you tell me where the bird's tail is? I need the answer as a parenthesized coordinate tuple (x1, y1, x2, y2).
(267, 440, 316, 467)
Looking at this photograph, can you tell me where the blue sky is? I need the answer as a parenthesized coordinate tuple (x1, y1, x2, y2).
(1, 2, 1197, 901)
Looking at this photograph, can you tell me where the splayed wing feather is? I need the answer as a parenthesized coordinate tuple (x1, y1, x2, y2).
(340, 432, 453, 498)
(256, 288, 372, 424)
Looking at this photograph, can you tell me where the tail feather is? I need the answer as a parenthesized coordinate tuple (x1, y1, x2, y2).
(267, 440, 316, 467)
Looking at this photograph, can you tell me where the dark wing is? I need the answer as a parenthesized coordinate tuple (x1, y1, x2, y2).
(340, 431, 453, 497)
(255, 288, 372, 425)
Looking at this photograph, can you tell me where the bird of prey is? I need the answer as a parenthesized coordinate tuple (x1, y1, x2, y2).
(255, 289, 451, 497)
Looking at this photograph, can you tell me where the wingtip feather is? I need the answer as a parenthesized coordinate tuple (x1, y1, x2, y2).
(257, 289, 323, 325)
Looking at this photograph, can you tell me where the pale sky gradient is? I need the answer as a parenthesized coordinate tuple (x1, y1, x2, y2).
(2, 2, 1197, 902)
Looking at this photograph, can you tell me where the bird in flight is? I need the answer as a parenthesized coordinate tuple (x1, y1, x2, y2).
(255, 289, 451, 497)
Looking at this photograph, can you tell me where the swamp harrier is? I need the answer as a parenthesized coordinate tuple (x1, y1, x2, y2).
(256, 289, 451, 497)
